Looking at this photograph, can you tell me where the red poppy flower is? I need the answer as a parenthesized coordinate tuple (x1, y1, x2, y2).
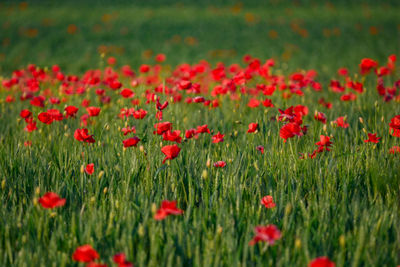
(72, 244, 100, 263)
(24, 120, 37, 132)
(314, 112, 327, 124)
(38, 112, 54, 124)
(316, 135, 333, 151)
(309, 256, 335, 267)
(65, 105, 79, 118)
(262, 98, 274, 108)
(30, 96, 45, 107)
(279, 122, 303, 142)
(360, 58, 378, 75)
(247, 123, 258, 133)
(212, 132, 225, 143)
(161, 144, 181, 164)
(364, 133, 380, 143)
(154, 122, 172, 135)
(139, 64, 150, 73)
(389, 146, 400, 154)
(47, 109, 63, 121)
(162, 130, 182, 143)
(86, 107, 101, 117)
(133, 109, 147, 119)
(85, 163, 94, 175)
(121, 126, 136, 136)
(333, 117, 349, 128)
(120, 88, 134, 98)
(113, 253, 133, 267)
(213, 161, 226, 168)
(261, 195, 276, 209)
(338, 68, 348, 76)
(196, 124, 211, 134)
(154, 200, 183, 220)
(156, 111, 163, 121)
(248, 98, 260, 108)
(249, 224, 281, 245)
(38, 192, 66, 209)
(86, 262, 108, 267)
(122, 137, 140, 148)
(389, 115, 400, 137)
(155, 53, 166, 63)
(74, 128, 95, 143)
(156, 99, 168, 110)
(256, 145, 264, 154)
(185, 129, 197, 139)
(20, 109, 32, 119)
(49, 97, 60, 105)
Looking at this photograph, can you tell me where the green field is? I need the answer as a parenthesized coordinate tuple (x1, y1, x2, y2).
(0, 1, 400, 267)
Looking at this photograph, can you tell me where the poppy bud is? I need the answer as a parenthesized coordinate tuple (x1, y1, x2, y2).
(139, 145, 144, 152)
(80, 165, 85, 173)
(1, 179, 5, 189)
(323, 125, 327, 132)
(33, 198, 38, 206)
(90, 197, 96, 203)
(201, 169, 208, 179)
(284, 203, 292, 215)
(98, 171, 104, 179)
(253, 162, 259, 171)
(35, 187, 40, 195)
(50, 212, 57, 218)
(217, 226, 223, 235)
(295, 238, 301, 249)
(138, 225, 145, 237)
(206, 158, 211, 168)
(359, 117, 364, 124)
(103, 187, 108, 194)
(339, 235, 345, 247)
(381, 116, 384, 122)
(151, 203, 157, 214)
(362, 128, 367, 133)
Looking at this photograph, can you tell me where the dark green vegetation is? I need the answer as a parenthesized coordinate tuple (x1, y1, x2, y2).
(0, 1, 400, 267)
(0, 1, 399, 74)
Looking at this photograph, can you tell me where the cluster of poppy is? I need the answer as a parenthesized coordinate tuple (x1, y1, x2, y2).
(72, 245, 133, 267)
(3, 53, 399, 266)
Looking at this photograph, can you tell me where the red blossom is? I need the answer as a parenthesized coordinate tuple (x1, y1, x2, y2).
(86, 107, 101, 117)
(247, 123, 258, 133)
(85, 163, 94, 175)
(213, 161, 226, 168)
(261, 195, 276, 208)
(154, 200, 183, 220)
(249, 224, 281, 245)
(161, 144, 181, 164)
(154, 122, 172, 135)
(333, 116, 349, 128)
(364, 133, 380, 143)
(389, 115, 400, 137)
(123, 137, 140, 148)
(74, 128, 95, 143)
(212, 132, 225, 143)
(72, 245, 99, 263)
(38, 192, 66, 209)
(196, 124, 211, 134)
(309, 256, 335, 267)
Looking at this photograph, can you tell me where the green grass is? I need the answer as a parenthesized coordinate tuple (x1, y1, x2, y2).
(0, 1, 400, 266)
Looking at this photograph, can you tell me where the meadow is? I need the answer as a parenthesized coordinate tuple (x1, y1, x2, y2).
(0, 1, 400, 266)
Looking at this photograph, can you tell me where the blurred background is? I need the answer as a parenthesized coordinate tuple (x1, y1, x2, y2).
(0, 0, 399, 76)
